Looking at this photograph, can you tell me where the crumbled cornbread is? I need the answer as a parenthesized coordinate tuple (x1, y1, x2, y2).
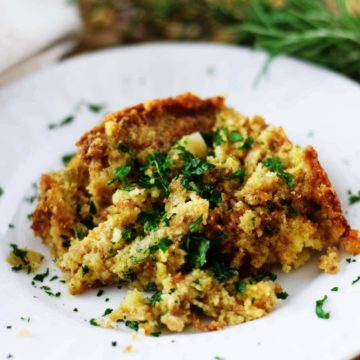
(32, 93, 360, 334)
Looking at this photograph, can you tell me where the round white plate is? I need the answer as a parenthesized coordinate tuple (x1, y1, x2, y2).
(1, 43, 360, 360)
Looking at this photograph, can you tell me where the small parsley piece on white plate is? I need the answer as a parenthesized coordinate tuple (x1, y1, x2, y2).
(348, 190, 360, 205)
(315, 295, 330, 319)
(352, 276, 360, 285)
(331, 287, 339, 292)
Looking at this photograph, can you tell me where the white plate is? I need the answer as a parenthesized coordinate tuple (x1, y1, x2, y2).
(1, 43, 360, 360)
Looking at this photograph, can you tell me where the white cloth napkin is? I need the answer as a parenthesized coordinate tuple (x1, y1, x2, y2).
(0, 0, 81, 75)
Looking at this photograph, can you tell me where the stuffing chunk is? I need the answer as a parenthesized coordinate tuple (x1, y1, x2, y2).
(32, 93, 360, 333)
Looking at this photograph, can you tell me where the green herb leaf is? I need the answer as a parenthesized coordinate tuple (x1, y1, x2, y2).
(352, 276, 360, 285)
(82, 265, 90, 275)
(349, 190, 360, 205)
(184, 235, 210, 268)
(102, 308, 113, 317)
(189, 215, 203, 233)
(331, 287, 339, 292)
(108, 165, 132, 185)
(137, 211, 163, 233)
(235, 281, 247, 294)
(145, 282, 158, 292)
(125, 321, 140, 331)
(159, 238, 173, 252)
(124, 269, 137, 281)
(277, 291, 288, 300)
(240, 136, 254, 150)
(229, 131, 243, 143)
(88, 103, 104, 113)
(48, 115, 74, 130)
(210, 262, 238, 283)
(149, 293, 162, 306)
(89, 318, 99, 326)
(117, 142, 132, 154)
(263, 157, 294, 187)
(315, 295, 330, 319)
(228, 168, 245, 181)
(33, 268, 49, 282)
(62, 153, 75, 165)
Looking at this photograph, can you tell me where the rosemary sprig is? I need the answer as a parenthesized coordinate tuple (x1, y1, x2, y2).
(237, 0, 360, 81)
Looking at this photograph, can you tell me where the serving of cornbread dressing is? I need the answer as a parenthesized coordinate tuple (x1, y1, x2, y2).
(31, 93, 360, 334)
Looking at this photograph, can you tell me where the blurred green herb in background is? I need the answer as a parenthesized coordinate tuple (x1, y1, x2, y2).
(75, 0, 360, 81)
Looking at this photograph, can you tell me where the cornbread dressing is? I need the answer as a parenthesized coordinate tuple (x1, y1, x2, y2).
(32, 93, 360, 334)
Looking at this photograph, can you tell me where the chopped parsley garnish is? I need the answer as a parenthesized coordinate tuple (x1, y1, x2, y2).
(348, 190, 360, 205)
(40, 285, 61, 297)
(21, 316, 30, 322)
(0, 186, 3, 197)
(146, 282, 158, 292)
(137, 210, 163, 233)
(48, 115, 74, 130)
(97, 289, 104, 297)
(213, 128, 227, 145)
(214, 356, 225, 360)
(235, 281, 247, 294)
(124, 269, 137, 281)
(87, 103, 104, 113)
(89, 318, 99, 326)
(183, 235, 210, 268)
(315, 295, 330, 319)
(346, 258, 356, 264)
(210, 262, 238, 283)
(108, 165, 132, 185)
(277, 291, 288, 300)
(263, 157, 294, 188)
(75, 229, 85, 240)
(331, 287, 339, 292)
(352, 276, 360, 285)
(159, 238, 173, 252)
(62, 153, 75, 165)
(141, 150, 172, 195)
(228, 168, 245, 181)
(229, 131, 243, 143)
(8, 224, 15, 229)
(125, 321, 140, 331)
(151, 331, 161, 337)
(240, 136, 254, 150)
(61, 236, 71, 248)
(250, 271, 277, 283)
(10, 244, 27, 262)
(27, 213, 34, 221)
(82, 265, 90, 275)
(122, 228, 135, 242)
(117, 142, 132, 154)
(198, 183, 222, 208)
(189, 215, 203, 233)
(130, 255, 147, 265)
(102, 308, 113, 316)
(73, 308, 78, 312)
(149, 293, 162, 306)
(112, 341, 117, 347)
(33, 268, 49, 282)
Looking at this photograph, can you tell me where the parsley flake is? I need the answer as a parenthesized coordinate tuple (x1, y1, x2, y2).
(159, 238, 173, 252)
(315, 295, 330, 319)
(352, 276, 360, 285)
(33, 268, 49, 282)
(149, 293, 162, 306)
(189, 215, 203, 233)
(263, 157, 294, 187)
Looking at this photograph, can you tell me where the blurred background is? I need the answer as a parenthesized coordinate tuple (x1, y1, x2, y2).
(0, 0, 359, 85)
